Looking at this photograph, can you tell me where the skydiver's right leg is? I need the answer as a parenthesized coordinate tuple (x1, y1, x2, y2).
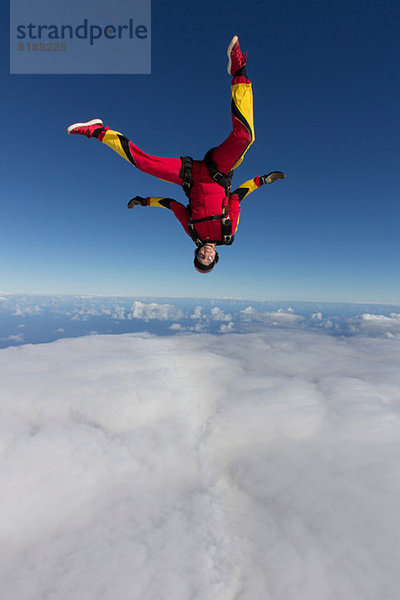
(67, 120, 183, 186)
(98, 127, 184, 185)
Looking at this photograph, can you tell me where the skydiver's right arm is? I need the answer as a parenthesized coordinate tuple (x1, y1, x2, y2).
(127, 196, 190, 236)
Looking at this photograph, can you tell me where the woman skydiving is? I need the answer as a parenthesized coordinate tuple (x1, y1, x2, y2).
(67, 36, 285, 273)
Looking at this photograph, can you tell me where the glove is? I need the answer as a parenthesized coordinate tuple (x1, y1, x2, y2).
(259, 171, 286, 185)
(127, 196, 147, 209)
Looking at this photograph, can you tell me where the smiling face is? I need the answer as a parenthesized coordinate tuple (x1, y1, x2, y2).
(196, 243, 216, 266)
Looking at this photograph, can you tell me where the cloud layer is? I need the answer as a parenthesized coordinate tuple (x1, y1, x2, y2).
(2, 295, 400, 349)
(1, 329, 400, 599)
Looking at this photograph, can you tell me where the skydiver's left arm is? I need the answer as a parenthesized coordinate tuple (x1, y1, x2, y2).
(228, 172, 285, 234)
(227, 179, 263, 235)
(231, 171, 286, 202)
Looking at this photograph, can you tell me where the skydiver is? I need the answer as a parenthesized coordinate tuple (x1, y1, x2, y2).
(67, 36, 285, 273)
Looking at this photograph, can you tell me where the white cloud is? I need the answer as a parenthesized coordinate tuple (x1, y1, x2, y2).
(210, 307, 232, 321)
(190, 305, 203, 319)
(129, 300, 184, 321)
(239, 306, 304, 326)
(71, 313, 88, 321)
(349, 313, 400, 337)
(111, 306, 126, 320)
(311, 311, 323, 320)
(267, 309, 304, 323)
(219, 321, 235, 333)
(1, 330, 400, 599)
(12, 303, 42, 316)
(2, 334, 24, 343)
(239, 305, 256, 318)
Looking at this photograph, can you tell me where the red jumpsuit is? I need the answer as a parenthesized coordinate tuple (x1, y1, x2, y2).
(96, 74, 262, 244)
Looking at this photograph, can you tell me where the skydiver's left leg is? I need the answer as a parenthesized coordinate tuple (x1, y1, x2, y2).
(207, 37, 255, 174)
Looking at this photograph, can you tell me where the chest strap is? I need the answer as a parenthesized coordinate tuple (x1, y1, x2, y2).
(180, 155, 235, 246)
(188, 213, 235, 246)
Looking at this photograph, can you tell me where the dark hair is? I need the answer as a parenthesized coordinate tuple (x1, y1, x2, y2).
(193, 247, 219, 273)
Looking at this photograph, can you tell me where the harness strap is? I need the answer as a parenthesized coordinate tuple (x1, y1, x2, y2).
(180, 153, 235, 246)
(191, 214, 225, 224)
(188, 222, 204, 247)
(204, 148, 233, 195)
(188, 215, 235, 246)
(179, 156, 193, 199)
(220, 216, 234, 245)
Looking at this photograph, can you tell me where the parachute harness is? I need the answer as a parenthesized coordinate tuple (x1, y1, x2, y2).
(179, 150, 235, 247)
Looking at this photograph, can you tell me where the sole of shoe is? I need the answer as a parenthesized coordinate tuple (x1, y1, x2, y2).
(67, 118, 103, 134)
(226, 35, 239, 75)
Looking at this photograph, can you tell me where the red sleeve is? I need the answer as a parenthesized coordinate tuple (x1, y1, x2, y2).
(170, 201, 191, 237)
(228, 193, 241, 233)
(145, 197, 191, 238)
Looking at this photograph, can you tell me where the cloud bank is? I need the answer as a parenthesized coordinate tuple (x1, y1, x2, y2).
(2, 295, 400, 348)
(1, 329, 400, 599)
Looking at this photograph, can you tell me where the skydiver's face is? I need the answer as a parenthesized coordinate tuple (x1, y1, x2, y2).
(196, 243, 216, 266)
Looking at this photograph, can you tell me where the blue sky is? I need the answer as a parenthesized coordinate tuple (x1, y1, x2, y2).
(1, 0, 399, 302)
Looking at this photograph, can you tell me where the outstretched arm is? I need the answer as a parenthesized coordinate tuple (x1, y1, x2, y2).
(232, 171, 286, 202)
(228, 172, 285, 234)
(127, 196, 190, 237)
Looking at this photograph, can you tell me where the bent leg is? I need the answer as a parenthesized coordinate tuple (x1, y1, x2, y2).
(96, 127, 183, 185)
(210, 73, 255, 174)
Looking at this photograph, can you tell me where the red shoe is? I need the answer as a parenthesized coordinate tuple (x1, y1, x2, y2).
(67, 118, 104, 138)
(227, 35, 247, 76)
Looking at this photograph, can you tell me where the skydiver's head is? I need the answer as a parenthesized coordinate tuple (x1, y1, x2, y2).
(193, 243, 219, 274)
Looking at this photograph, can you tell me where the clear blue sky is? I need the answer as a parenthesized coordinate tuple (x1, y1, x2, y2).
(1, 0, 399, 303)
